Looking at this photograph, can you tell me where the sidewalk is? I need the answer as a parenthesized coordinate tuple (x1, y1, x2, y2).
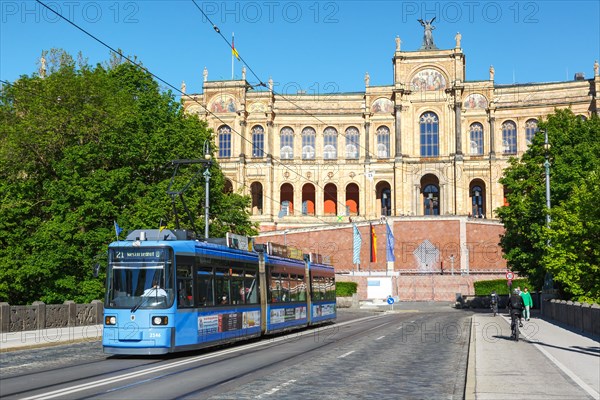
(0, 325, 103, 352)
(466, 312, 600, 400)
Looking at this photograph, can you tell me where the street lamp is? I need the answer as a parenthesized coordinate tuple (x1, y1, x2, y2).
(543, 130, 551, 232)
(203, 140, 212, 239)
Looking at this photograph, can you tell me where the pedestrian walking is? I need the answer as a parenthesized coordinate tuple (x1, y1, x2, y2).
(520, 287, 533, 321)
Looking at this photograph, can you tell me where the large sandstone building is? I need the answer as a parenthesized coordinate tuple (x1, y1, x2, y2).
(182, 28, 598, 297)
(184, 30, 599, 231)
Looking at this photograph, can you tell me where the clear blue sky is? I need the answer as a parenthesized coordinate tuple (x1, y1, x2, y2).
(2, 1, 599, 95)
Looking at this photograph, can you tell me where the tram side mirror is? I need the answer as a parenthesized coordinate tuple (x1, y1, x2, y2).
(93, 263, 101, 278)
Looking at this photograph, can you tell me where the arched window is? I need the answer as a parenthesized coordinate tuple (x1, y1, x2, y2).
(345, 127, 360, 159)
(223, 180, 233, 194)
(502, 120, 517, 154)
(279, 183, 294, 216)
(469, 122, 484, 155)
(252, 125, 265, 158)
(381, 189, 391, 216)
(376, 126, 390, 158)
(470, 184, 485, 218)
(323, 183, 337, 215)
(301, 127, 316, 160)
(525, 119, 538, 147)
(345, 183, 359, 215)
(218, 125, 231, 158)
(423, 184, 439, 215)
(280, 127, 294, 160)
(420, 112, 439, 157)
(302, 183, 315, 216)
(323, 127, 338, 160)
(250, 182, 263, 215)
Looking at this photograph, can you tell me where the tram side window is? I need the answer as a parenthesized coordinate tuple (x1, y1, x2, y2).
(280, 273, 290, 302)
(196, 267, 214, 306)
(176, 264, 193, 308)
(289, 274, 297, 301)
(291, 274, 305, 302)
(298, 275, 306, 301)
(326, 277, 336, 300)
(312, 276, 325, 301)
(230, 268, 245, 305)
(244, 270, 259, 304)
(215, 267, 231, 305)
(270, 273, 281, 303)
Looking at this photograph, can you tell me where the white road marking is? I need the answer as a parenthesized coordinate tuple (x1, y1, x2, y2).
(258, 379, 297, 397)
(338, 350, 355, 359)
(375, 336, 385, 341)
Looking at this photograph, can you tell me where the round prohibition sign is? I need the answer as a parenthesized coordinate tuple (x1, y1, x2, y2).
(506, 271, 514, 280)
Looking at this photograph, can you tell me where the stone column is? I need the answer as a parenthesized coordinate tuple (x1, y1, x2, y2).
(266, 120, 274, 159)
(91, 300, 104, 325)
(364, 122, 371, 162)
(454, 100, 463, 158)
(239, 120, 247, 159)
(0, 302, 9, 334)
(488, 115, 496, 157)
(33, 301, 46, 330)
(414, 184, 421, 215)
(65, 300, 77, 327)
(394, 105, 403, 158)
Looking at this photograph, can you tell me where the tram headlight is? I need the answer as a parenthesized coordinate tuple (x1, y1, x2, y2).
(105, 316, 117, 325)
(152, 316, 168, 325)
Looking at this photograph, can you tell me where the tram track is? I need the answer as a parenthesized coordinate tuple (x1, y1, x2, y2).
(100, 313, 399, 399)
(9, 313, 387, 400)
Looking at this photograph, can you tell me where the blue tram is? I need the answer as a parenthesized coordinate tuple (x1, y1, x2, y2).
(102, 229, 336, 355)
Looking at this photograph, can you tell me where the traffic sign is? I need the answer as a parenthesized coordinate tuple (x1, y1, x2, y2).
(506, 271, 514, 280)
(387, 296, 395, 305)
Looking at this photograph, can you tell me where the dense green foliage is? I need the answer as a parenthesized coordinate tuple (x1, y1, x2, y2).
(497, 109, 600, 303)
(473, 278, 532, 296)
(0, 50, 257, 305)
(336, 282, 358, 297)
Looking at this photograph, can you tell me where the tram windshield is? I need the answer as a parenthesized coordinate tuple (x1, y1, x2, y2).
(106, 247, 174, 309)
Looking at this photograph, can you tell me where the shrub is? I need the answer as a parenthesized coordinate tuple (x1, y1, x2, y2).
(474, 278, 533, 296)
(336, 281, 358, 297)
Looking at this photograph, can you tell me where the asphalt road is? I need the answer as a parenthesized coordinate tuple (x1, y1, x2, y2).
(1, 305, 471, 399)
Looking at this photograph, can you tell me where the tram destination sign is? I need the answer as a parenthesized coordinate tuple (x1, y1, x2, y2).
(112, 248, 166, 261)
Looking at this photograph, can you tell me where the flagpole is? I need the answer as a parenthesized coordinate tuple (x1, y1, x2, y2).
(114, 221, 121, 243)
(231, 32, 235, 80)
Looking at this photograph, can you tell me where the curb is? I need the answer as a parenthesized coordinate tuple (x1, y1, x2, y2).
(464, 316, 476, 400)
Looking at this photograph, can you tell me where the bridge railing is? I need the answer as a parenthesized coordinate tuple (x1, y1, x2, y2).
(0, 300, 103, 334)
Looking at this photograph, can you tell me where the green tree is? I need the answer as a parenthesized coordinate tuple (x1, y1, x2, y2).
(497, 109, 600, 302)
(0, 50, 257, 304)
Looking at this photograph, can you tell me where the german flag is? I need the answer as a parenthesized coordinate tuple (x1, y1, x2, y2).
(370, 223, 377, 263)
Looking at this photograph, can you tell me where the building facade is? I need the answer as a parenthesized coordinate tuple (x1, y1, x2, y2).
(184, 32, 599, 232)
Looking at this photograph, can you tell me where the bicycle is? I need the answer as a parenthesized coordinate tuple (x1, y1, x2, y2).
(510, 311, 521, 341)
(490, 301, 498, 316)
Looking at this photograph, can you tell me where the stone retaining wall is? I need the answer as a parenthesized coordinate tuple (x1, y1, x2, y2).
(542, 299, 600, 336)
(0, 301, 104, 333)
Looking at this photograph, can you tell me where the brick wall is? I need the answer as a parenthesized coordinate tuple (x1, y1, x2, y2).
(257, 216, 506, 273)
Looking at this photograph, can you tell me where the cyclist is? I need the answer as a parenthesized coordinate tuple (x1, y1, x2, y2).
(507, 289, 524, 339)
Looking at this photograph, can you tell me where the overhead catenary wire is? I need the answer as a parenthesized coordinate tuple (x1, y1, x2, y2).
(190, 0, 383, 164)
(25, 1, 362, 228)
(188, 0, 394, 217)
